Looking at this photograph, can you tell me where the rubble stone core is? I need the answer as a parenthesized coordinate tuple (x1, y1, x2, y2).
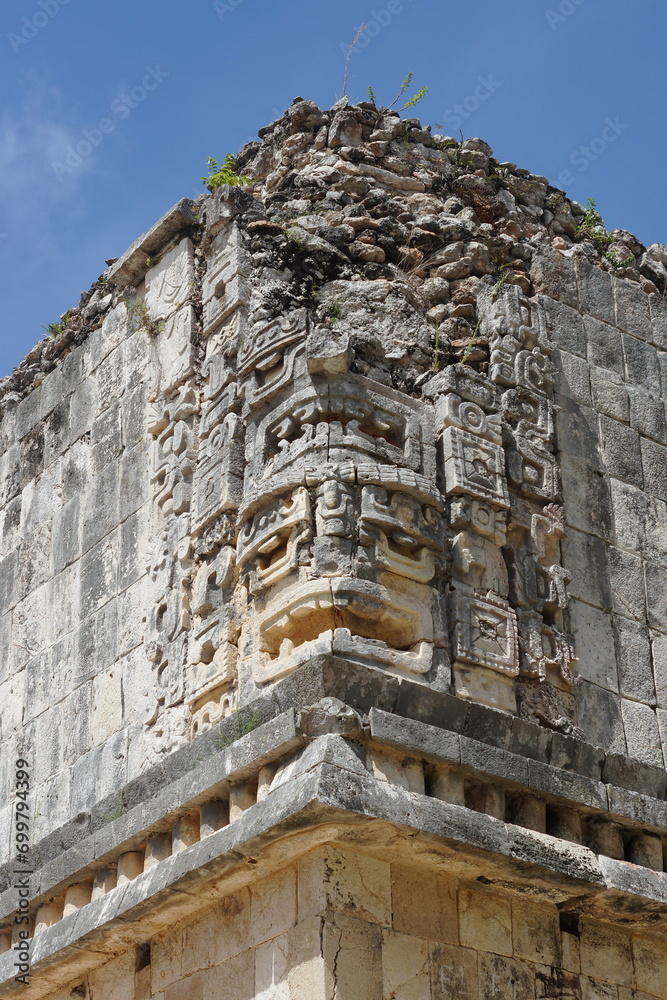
(1, 97, 667, 997)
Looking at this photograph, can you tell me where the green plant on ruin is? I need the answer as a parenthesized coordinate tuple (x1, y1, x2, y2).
(127, 300, 165, 338)
(208, 708, 260, 751)
(326, 301, 342, 324)
(366, 73, 428, 115)
(430, 126, 458, 152)
(442, 130, 466, 169)
(399, 74, 428, 111)
(605, 247, 634, 270)
(42, 311, 71, 339)
(201, 154, 251, 191)
(102, 793, 125, 824)
(284, 228, 306, 248)
(546, 192, 565, 213)
(577, 196, 603, 232)
(577, 198, 636, 270)
(460, 315, 483, 366)
(576, 197, 615, 252)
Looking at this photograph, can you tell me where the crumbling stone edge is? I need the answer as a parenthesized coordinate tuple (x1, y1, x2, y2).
(3, 96, 667, 416)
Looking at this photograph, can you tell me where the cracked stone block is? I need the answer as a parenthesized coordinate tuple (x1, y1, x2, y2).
(382, 931, 430, 1000)
(297, 846, 391, 926)
(458, 887, 512, 957)
(579, 919, 634, 988)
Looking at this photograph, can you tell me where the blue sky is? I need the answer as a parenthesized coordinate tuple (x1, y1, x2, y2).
(0, 0, 664, 376)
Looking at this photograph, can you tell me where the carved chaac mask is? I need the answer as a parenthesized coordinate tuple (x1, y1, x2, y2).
(143, 208, 575, 737)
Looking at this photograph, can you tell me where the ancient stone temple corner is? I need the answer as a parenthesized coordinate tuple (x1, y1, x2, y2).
(1, 96, 667, 998)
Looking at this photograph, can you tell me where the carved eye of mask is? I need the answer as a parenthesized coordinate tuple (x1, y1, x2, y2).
(459, 402, 485, 432)
(390, 529, 417, 549)
(474, 506, 490, 526)
(257, 351, 282, 372)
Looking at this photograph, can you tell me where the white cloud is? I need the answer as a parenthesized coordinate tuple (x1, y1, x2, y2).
(0, 77, 97, 265)
(0, 77, 94, 211)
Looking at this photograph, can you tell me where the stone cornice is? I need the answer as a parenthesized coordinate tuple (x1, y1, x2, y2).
(2, 737, 666, 998)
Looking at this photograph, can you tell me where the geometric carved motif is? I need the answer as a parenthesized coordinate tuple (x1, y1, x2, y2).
(236, 487, 312, 593)
(482, 284, 553, 391)
(202, 225, 250, 337)
(247, 378, 433, 491)
(238, 310, 306, 377)
(451, 589, 520, 676)
(439, 393, 510, 509)
(185, 511, 240, 735)
(519, 609, 577, 685)
(506, 430, 562, 503)
(503, 386, 561, 503)
(233, 472, 447, 687)
(238, 310, 308, 412)
(449, 497, 507, 546)
(434, 284, 574, 714)
(451, 530, 509, 596)
(192, 411, 244, 534)
(148, 386, 198, 516)
(443, 426, 510, 509)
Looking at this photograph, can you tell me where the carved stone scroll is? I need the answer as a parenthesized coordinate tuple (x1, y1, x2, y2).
(237, 487, 312, 594)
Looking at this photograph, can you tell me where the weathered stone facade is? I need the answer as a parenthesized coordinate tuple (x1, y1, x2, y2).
(1, 97, 667, 996)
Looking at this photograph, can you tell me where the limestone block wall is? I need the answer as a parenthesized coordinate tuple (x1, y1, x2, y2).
(536, 251, 667, 763)
(39, 846, 667, 1000)
(2, 97, 667, 866)
(0, 231, 199, 857)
